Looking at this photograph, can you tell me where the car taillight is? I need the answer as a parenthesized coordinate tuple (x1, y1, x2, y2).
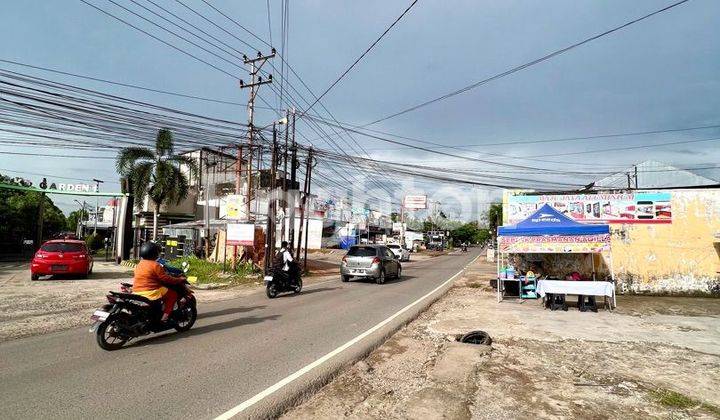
(35, 253, 45, 259)
(372, 257, 381, 265)
(73, 254, 86, 259)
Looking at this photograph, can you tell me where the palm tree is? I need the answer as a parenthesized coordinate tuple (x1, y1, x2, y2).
(116, 129, 198, 240)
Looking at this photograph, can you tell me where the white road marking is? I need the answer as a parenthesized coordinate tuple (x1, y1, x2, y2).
(214, 253, 481, 419)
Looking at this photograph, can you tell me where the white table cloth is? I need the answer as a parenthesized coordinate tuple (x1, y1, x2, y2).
(536, 280, 614, 298)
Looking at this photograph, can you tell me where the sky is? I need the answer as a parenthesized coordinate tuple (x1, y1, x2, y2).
(0, 0, 718, 220)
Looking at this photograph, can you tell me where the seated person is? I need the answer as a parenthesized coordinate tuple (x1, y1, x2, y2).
(133, 242, 186, 322)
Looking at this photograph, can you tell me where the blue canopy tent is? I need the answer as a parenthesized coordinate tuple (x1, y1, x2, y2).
(498, 204, 610, 237)
(496, 204, 615, 305)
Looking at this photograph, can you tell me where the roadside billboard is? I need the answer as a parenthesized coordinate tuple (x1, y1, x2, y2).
(505, 191, 672, 225)
(226, 223, 255, 246)
(403, 195, 427, 209)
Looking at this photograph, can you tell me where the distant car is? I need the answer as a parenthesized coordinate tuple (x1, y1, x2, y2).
(387, 244, 410, 262)
(30, 240, 93, 280)
(340, 245, 401, 284)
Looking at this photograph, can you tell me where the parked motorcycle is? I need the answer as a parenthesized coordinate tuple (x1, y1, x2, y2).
(90, 262, 196, 350)
(264, 262, 302, 298)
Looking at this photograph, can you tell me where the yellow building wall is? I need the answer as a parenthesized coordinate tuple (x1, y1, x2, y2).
(610, 189, 720, 295)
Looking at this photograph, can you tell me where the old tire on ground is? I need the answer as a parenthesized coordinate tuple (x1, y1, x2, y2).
(375, 269, 386, 285)
(457, 330, 492, 346)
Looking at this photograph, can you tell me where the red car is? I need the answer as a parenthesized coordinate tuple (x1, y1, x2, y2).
(30, 240, 93, 280)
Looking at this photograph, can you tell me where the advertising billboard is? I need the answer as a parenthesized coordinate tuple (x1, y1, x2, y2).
(403, 195, 427, 209)
(505, 191, 672, 225)
(226, 223, 255, 246)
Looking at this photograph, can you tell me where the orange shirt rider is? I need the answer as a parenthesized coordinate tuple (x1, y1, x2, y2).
(132, 259, 185, 300)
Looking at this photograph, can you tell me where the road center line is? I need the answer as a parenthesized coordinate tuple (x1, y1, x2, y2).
(214, 252, 481, 419)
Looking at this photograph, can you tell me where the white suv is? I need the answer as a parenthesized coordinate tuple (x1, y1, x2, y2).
(387, 244, 410, 262)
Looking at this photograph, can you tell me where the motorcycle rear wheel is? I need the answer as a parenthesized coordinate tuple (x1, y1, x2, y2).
(266, 283, 278, 299)
(174, 299, 197, 332)
(293, 278, 303, 294)
(96, 318, 128, 351)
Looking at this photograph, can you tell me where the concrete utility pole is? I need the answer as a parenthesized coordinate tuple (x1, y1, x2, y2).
(204, 158, 216, 259)
(296, 148, 314, 264)
(239, 49, 275, 222)
(288, 108, 297, 249)
(303, 149, 315, 270)
(281, 109, 290, 243)
(74, 199, 86, 237)
(264, 126, 279, 274)
(92, 178, 104, 235)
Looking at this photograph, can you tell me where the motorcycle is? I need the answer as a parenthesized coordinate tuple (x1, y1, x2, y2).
(90, 262, 197, 350)
(264, 261, 302, 298)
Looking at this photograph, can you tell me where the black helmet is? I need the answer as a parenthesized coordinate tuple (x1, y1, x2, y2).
(139, 241, 160, 260)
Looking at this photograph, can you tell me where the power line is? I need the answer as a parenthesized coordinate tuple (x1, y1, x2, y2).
(365, 0, 692, 126)
(300, 0, 419, 116)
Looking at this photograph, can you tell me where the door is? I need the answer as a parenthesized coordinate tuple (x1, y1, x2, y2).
(384, 248, 398, 276)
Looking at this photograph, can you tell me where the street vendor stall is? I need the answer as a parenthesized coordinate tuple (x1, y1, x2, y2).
(496, 204, 616, 309)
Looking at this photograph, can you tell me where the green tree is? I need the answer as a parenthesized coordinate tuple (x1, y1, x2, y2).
(116, 128, 197, 239)
(486, 203, 503, 238)
(0, 174, 66, 251)
(67, 209, 87, 233)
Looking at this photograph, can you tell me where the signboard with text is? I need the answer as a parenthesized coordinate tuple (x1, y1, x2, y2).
(403, 195, 427, 209)
(498, 234, 611, 253)
(505, 192, 672, 225)
(226, 223, 255, 246)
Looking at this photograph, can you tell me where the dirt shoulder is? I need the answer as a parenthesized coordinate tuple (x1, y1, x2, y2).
(284, 257, 720, 419)
(0, 260, 335, 342)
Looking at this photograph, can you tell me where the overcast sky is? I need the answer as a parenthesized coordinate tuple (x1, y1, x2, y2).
(1, 0, 718, 218)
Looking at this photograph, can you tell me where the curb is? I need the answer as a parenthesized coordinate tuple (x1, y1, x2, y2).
(221, 252, 481, 420)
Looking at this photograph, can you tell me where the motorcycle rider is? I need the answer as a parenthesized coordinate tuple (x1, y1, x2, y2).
(132, 242, 186, 322)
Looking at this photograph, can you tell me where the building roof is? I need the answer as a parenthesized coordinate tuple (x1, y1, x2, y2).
(595, 160, 718, 189)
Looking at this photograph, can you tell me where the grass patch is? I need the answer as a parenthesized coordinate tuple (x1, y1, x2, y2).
(646, 388, 720, 416)
(169, 256, 259, 285)
(649, 389, 696, 409)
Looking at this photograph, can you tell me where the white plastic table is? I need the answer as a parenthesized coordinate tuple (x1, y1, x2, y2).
(536, 280, 616, 309)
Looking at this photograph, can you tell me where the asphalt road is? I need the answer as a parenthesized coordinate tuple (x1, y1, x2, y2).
(0, 250, 480, 419)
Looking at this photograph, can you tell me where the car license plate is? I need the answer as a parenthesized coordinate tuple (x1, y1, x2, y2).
(51, 265, 68, 271)
(91, 310, 109, 322)
(263, 276, 273, 283)
(352, 269, 366, 274)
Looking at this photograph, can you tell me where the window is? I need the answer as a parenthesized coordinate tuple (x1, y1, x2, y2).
(347, 246, 378, 257)
(387, 244, 400, 249)
(40, 242, 85, 253)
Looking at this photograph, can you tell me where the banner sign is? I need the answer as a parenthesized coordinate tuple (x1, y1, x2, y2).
(498, 234, 611, 253)
(505, 192, 672, 225)
(0, 182, 124, 197)
(403, 195, 427, 209)
(226, 223, 255, 246)
(225, 195, 244, 220)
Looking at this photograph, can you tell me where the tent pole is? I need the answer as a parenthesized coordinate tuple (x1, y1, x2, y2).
(496, 249, 501, 303)
(609, 251, 616, 308)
